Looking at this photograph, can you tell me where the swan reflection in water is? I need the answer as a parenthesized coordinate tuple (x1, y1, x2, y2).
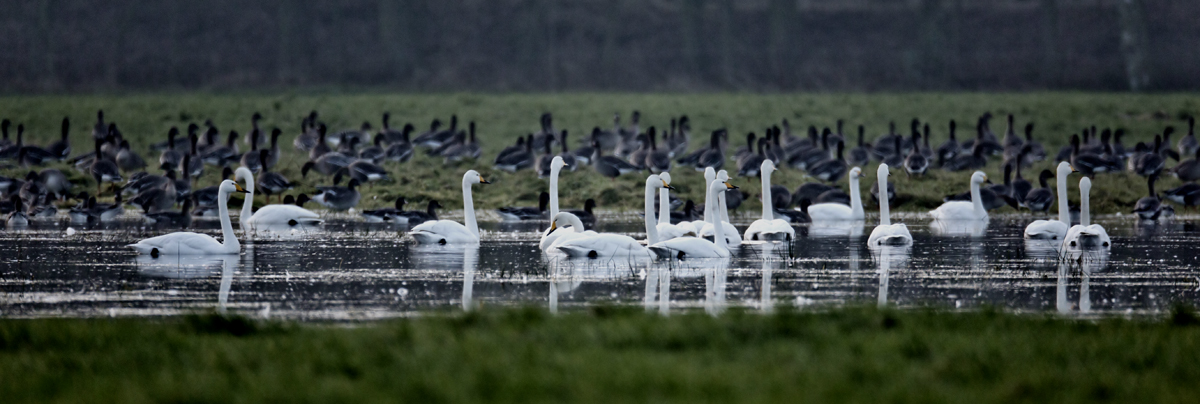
(809, 221, 864, 238)
(243, 222, 324, 238)
(1057, 249, 1109, 314)
(872, 245, 911, 307)
(929, 218, 988, 238)
(134, 254, 239, 313)
(458, 247, 480, 311)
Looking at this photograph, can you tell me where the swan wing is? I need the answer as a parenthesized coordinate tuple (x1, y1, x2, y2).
(657, 223, 697, 242)
(555, 234, 650, 259)
(699, 221, 743, 246)
(868, 224, 913, 246)
(808, 203, 854, 222)
(411, 220, 476, 244)
(247, 205, 323, 225)
(929, 201, 981, 220)
(1023, 220, 1068, 240)
(745, 219, 795, 241)
(540, 226, 578, 251)
(129, 232, 227, 255)
(649, 237, 728, 259)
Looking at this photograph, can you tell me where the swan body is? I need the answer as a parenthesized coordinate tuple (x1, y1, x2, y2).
(655, 172, 698, 241)
(929, 171, 989, 221)
(236, 167, 323, 227)
(744, 160, 795, 241)
(867, 164, 912, 246)
(808, 167, 865, 222)
(650, 178, 732, 259)
(1063, 177, 1111, 249)
(128, 180, 248, 255)
(544, 212, 598, 250)
(553, 175, 667, 259)
(411, 170, 490, 244)
(1024, 162, 1073, 240)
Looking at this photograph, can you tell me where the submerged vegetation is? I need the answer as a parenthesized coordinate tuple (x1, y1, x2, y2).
(3, 306, 1200, 403)
(0, 93, 1196, 215)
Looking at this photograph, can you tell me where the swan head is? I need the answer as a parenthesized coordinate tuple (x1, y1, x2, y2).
(876, 163, 889, 178)
(849, 167, 863, 180)
(971, 171, 988, 185)
(1057, 161, 1075, 177)
(549, 212, 582, 234)
(704, 166, 716, 183)
(463, 170, 490, 185)
(1080, 176, 1092, 194)
(716, 170, 729, 181)
(647, 174, 675, 190)
(659, 172, 672, 186)
(220, 180, 249, 195)
(761, 159, 776, 174)
(551, 156, 568, 171)
(234, 166, 254, 184)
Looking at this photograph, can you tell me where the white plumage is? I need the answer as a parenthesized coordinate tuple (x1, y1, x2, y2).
(128, 180, 247, 255)
(236, 167, 323, 227)
(1063, 177, 1111, 249)
(1024, 162, 1074, 241)
(929, 171, 989, 221)
(744, 160, 794, 241)
(411, 170, 490, 244)
(867, 164, 912, 247)
(808, 166, 866, 223)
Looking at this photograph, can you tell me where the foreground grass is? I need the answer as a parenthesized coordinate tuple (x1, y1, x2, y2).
(4, 307, 1200, 403)
(0, 93, 1196, 213)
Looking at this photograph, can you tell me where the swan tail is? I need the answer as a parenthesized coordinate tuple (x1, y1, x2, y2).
(556, 245, 598, 259)
(410, 231, 445, 245)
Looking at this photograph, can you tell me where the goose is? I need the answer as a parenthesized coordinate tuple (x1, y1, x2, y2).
(1023, 169, 1057, 213)
(236, 167, 322, 227)
(88, 137, 122, 194)
(867, 164, 912, 246)
(182, 131, 204, 179)
(308, 123, 331, 160)
(129, 180, 248, 256)
(613, 111, 641, 159)
(743, 160, 795, 241)
(869, 179, 896, 206)
(496, 192, 550, 221)
(1180, 116, 1198, 158)
(417, 116, 456, 150)
(126, 171, 177, 213)
(942, 143, 986, 172)
(0, 119, 11, 150)
(880, 135, 904, 167)
(201, 131, 240, 166)
(695, 130, 725, 171)
(530, 113, 557, 152)
(243, 112, 265, 146)
(301, 151, 353, 177)
(564, 199, 598, 228)
(396, 199, 441, 225)
(848, 125, 872, 166)
(592, 140, 639, 180)
(410, 170, 490, 244)
(490, 133, 523, 161)
(311, 173, 361, 211)
(539, 157, 575, 250)
(159, 127, 183, 171)
(644, 128, 672, 173)
(807, 167, 865, 222)
(89, 111, 106, 140)
(411, 118, 445, 149)
(655, 172, 697, 241)
(809, 141, 849, 183)
(552, 176, 663, 259)
(649, 178, 733, 259)
(872, 121, 902, 161)
(943, 178, 1015, 212)
(668, 116, 691, 158)
(962, 115, 1003, 156)
(494, 134, 535, 173)
(1001, 114, 1023, 149)
(935, 120, 961, 165)
(91, 194, 125, 222)
(358, 133, 387, 163)
(930, 171, 989, 221)
(331, 122, 373, 150)
(904, 132, 929, 176)
(676, 128, 722, 166)
(669, 199, 698, 224)
(239, 127, 264, 173)
(569, 131, 597, 166)
(143, 198, 194, 228)
(546, 129, 577, 170)
(592, 114, 621, 151)
(733, 132, 758, 162)
(378, 113, 408, 143)
(627, 133, 651, 170)
(1009, 148, 1033, 203)
(293, 113, 320, 152)
(37, 168, 71, 200)
(47, 117, 71, 161)
(792, 182, 838, 207)
(1133, 174, 1166, 220)
(1062, 177, 1110, 249)
(1163, 183, 1200, 207)
(5, 195, 28, 227)
(1132, 133, 1166, 177)
(115, 140, 147, 172)
(736, 136, 767, 177)
(345, 159, 389, 185)
(255, 151, 295, 203)
(1170, 145, 1200, 182)
(795, 129, 834, 170)
(362, 198, 407, 223)
(1024, 162, 1074, 240)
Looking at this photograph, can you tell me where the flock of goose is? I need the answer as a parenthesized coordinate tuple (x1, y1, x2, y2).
(1, 109, 1193, 259)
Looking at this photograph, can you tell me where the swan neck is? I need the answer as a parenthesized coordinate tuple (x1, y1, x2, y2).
(218, 187, 239, 252)
(658, 188, 670, 225)
(463, 178, 479, 239)
(761, 170, 774, 221)
(549, 165, 560, 218)
(970, 179, 985, 217)
(1081, 185, 1090, 226)
(1057, 169, 1069, 224)
(849, 176, 863, 218)
(240, 170, 255, 225)
(709, 181, 727, 250)
(878, 175, 890, 226)
(645, 181, 659, 244)
(718, 190, 731, 224)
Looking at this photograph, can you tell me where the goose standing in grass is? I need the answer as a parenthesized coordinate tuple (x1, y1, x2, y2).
(743, 160, 794, 242)
(311, 173, 361, 211)
(89, 137, 122, 194)
(553, 130, 578, 170)
(655, 172, 697, 240)
(182, 131, 204, 180)
(345, 159, 389, 185)
(243, 112, 265, 146)
(552, 176, 663, 259)
(867, 164, 912, 246)
(695, 130, 725, 171)
(158, 127, 182, 170)
(1024, 162, 1074, 240)
(411, 170, 490, 244)
(1063, 177, 1110, 249)
(847, 125, 872, 166)
(1179, 116, 1197, 158)
(904, 132, 929, 176)
(930, 171, 989, 221)
(5, 195, 28, 227)
(809, 141, 848, 183)
(807, 167, 865, 223)
(1022, 169, 1056, 213)
(497, 192, 550, 221)
(935, 120, 961, 165)
(47, 117, 71, 161)
(494, 135, 534, 172)
(301, 151, 353, 177)
(592, 140, 638, 180)
(1132, 133, 1167, 178)
(1163, 183, 1200, 207)
(1133, 175, 1167, 220)
(255, 151, 295, 203)
(128, 180, 248, 256)
(645, 128, 672, 173)
(649, 178, 733, 259)
(294, 113, 320, 152)
(236, 167, 322, 227)
(1169, 145, 1200, 182)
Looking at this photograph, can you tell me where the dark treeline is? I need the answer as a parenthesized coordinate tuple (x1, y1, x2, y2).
(0, 0, 1195, 93)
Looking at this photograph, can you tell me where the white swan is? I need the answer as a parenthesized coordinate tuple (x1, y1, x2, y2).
(128, 180, 248, 256)
(411, 170, 490, 244)
(808, 166, 865, 222)
(929, 171, 989, 221)
(539, 157, 572, 251)
(1063, 176, 1111, 249)
(650, 177, 733, 259)
(699, 170, 742, 246)
(684, 167, 717, 232)
(1024, 162, 1073, 240)
(235, 167, 322, 227)
(545, 212, 598, 250)
(656, 172, 697, 240)
(744, 160, 795, 241)
(553, 175, 660, 259)
(867, 164, 912, 246)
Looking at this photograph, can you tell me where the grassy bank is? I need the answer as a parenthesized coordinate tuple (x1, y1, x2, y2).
(3, 307, 1200, 403)
(0, 93, 1195, 214)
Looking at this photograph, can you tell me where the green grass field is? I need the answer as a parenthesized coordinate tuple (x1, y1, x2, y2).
(1, 93, 1196, 214)
(3, 307, 1200, 403)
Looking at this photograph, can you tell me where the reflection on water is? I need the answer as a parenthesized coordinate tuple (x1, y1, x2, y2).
(1, 215, 1198, 319)
(929, 219, 988, 237)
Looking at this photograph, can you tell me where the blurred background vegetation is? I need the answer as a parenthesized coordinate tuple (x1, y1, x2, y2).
(0, 0, 1192, 93)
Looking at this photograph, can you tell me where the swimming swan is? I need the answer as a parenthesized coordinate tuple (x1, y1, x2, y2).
(411, 170, 490, 244)
(656, 172, 698, 240)
(650, 177, 735, 259)
(1063, 177, 1111, 249)
(867, 164, 913, 246)
(539, 157, 573, 251)
(699, 170, 742, 246)
(235, 167, 323, 227)
(128, 180, 248, 256)
(1024, 162, 1073, 240)
(808, 166, 865, 222)
(929, 171, 989, 221)
(744, 160, 795, 241)
(553, 175, 663, 259)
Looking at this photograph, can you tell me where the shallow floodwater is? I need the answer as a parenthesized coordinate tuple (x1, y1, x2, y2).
(2, 212, 1199, 320)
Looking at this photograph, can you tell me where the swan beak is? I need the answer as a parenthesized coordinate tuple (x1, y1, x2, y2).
(724, 181, 739, 190)
(479, 177, 491, 184)
(1070, 165, 1077, 173)
(234, 183, 250, 194)
(661, 180, 675, 190)
(548, 222, 557, 233)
